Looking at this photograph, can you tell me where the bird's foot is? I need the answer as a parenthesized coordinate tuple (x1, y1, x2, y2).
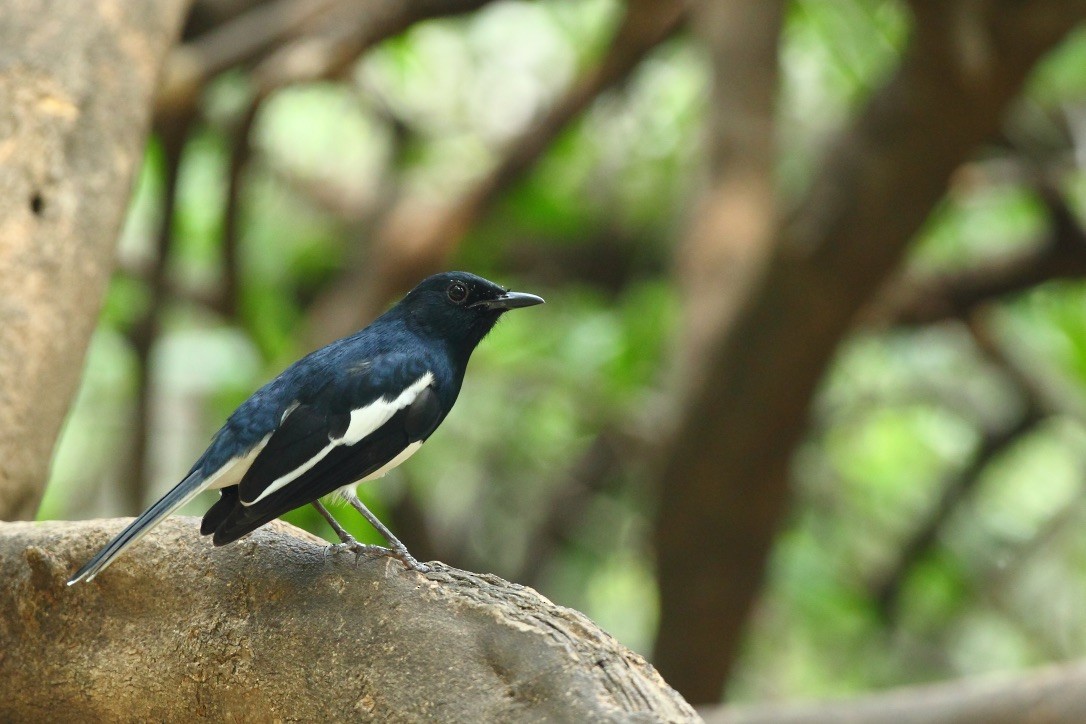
(330, 539, 392, 564)
(329, 540, 428, 572)
(386, 543, 430, 574)
(340, 492, 431, 573)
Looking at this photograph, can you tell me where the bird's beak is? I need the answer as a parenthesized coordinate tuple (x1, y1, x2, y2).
(472, 291, 546, 310)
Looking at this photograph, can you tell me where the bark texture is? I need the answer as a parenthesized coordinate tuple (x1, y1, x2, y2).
(653, 0, 1086, 703)
(0, 518, 697, 722)
(0, 0, 189, 520)
(705, 661, 1086, 724)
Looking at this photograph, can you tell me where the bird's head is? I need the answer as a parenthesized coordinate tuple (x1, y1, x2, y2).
(397, 271, 545, 352)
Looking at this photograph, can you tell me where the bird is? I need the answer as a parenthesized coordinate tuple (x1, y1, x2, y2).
(68, 271, 544, 585)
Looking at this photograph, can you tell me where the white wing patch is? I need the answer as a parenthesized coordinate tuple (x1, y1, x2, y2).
(207, 434, 271, 489)
(343, 373, 433, 443)
(243, 372, 434, 506)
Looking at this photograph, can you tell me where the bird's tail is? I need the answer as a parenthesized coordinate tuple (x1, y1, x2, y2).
(66, 470, 208, 585)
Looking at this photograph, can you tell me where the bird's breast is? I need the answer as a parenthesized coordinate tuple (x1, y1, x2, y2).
(337, 440, 424, 500)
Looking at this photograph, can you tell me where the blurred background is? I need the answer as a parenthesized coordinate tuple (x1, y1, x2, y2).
(39, 0, 1086, 708)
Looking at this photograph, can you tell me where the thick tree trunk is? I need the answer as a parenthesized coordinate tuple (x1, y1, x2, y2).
(655, 0, 784, 695)
(673, 0, 783, 389)
(0, 0, 189, 520)
(0, 518, 697, 722)
(653, 0, 1086, 703)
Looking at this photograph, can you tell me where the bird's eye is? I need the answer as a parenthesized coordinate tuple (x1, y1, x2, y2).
(446, 281, 469, 304)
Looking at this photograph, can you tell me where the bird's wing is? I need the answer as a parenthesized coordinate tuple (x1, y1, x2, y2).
(208, 356, 443, 544)
(237, 403, 350, 506)
(213, 393, 441, 547)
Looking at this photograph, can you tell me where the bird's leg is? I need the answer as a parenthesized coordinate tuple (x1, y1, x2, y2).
(311, 500, 389, 563)
(342, 492, 430, 573)
(312, 500, 353, 543)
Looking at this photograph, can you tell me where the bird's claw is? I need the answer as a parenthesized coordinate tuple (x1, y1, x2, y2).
(330, 540, 391, 564)
(393, 549, 431, 573)
(329, 540, 429, 572)
(377, 540, 430, 573)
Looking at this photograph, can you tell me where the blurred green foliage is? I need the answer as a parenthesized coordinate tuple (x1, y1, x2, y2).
(40, 0, 1086, 702)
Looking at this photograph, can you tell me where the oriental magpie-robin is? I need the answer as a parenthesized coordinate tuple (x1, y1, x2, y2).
(68, 272, 544, 584)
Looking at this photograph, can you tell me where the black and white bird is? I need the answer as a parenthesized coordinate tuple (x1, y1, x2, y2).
(68, 272, 544, 584)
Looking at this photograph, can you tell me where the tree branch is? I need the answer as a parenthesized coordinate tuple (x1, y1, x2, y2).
(220, 101, 260, 319)
(652, 0, 785, 701)
(704, 660, 1086, 724)
(158, 0, 499, 118)
(872, 184, 1086, 327)
(123, 115, 193, 514)
(158, 0, 343, 116)
(248, 0, 498, 92)
(0, 518, 695, 721)
(869, 404, 1044, 620)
